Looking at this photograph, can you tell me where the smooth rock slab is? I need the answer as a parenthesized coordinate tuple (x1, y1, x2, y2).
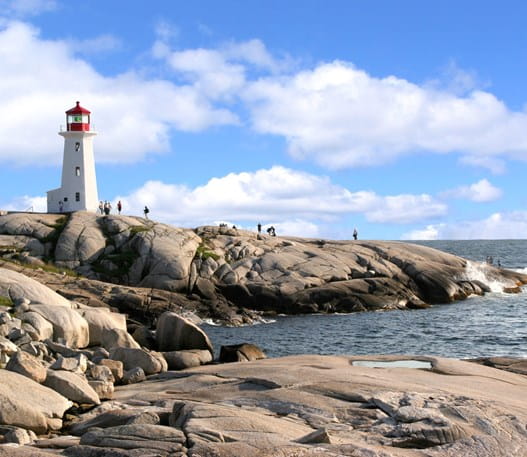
(0, 370, 72, 434)
(80, 308, 127, 347)
(79, 424, 186, 453)
(110, 348, 166, 375)
(44, 370, 100, 405)
(0, 268, 72, 308)
(30, 304, 89, 348)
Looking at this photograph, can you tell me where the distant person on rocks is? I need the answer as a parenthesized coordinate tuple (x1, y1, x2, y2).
(144, 206, 150, 219)
(59, 201, 63, 213)
(104, 201, 111, 215)
(353, 228, 358, 240)
(257, 223, 261, 234)
(98, 201, 104, 214)
(267, 226, 276, 236)
(117, 200, 122, 215)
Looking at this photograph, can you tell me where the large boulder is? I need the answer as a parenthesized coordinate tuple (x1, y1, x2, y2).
(0, 369, 72, 433)
(156, 311, 213, 354)
(44, 370, 100, 405)
(219, 343, 266, 363)
(0, 268, 72, 308)
(20, 311, 54, 341)
(101, 328, 141, 351)
(110, 347, 167, 375)
(162, 349, 213, 370)
(54, 211, 106, 268)
(29, 304, 89, 348)
(6, 350, 47, 383)
(79, 308, 127, 346)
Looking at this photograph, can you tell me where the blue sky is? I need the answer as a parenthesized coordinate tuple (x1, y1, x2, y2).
(2, 0, 527, 240)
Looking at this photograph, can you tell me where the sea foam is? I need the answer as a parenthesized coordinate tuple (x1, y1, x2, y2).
(462, 260, 517, 293)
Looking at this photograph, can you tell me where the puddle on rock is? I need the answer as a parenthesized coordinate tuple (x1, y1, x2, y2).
(352, 360, 432, 369)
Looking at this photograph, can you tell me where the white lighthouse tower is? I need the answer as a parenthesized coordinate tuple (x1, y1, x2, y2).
(47, 102, 99, 213)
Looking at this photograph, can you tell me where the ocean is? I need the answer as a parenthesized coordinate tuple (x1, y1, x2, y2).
(201, 240, 527, 359)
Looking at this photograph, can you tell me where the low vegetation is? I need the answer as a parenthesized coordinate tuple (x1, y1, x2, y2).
(195, 241, 220, 261)
(0, 296, 13, 307)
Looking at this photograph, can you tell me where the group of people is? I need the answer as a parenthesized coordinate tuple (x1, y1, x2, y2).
(96, 200, 149, 218)
(98, 200, 122, 215)
(256, 223, 276, 236)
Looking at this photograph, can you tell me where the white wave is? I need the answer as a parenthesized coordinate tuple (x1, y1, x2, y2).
(462, 260, 518, 293)
(513, 267, 527, 274)
(201, 318, 221, 326)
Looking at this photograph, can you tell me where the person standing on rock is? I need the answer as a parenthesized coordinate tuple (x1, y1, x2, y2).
(117, 200, 122, 215)
(353, 228, 358, 240)
(257, 223, 261, 234)
(98, 201, 104, 214)
(144, 206, 150, 219)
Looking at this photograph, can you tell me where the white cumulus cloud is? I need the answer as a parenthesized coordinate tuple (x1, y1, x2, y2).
(441, 179, 502, 202)
(242, 61, 527, 170)
(404, 211, 527, 240)
(114, 166, 446, 231)
(0, 21, 238, 166)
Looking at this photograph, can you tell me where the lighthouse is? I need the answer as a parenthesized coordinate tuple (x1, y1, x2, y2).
(47, 102, 99, 213)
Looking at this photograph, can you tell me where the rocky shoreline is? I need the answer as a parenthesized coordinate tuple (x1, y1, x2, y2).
(2, 211, 527, 456)
(1, 211, 526, 326)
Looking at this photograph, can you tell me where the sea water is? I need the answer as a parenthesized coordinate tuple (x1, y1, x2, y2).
(202, 240, 527, 359)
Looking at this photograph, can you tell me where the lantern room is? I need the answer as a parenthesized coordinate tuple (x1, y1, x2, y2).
(66, 101, 91, 131)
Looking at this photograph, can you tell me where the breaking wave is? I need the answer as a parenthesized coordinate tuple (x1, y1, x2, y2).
(462, 260, 518, 293)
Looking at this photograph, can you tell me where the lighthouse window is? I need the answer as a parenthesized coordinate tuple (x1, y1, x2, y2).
(75, 166, 81, 176)
(75, 142, 80, 151)
(75, 192, 80, 202)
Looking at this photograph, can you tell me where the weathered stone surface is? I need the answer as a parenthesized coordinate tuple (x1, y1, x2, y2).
(50, 354, 88, 373)
(69, 409, 160, 436)
(30, 304, 89, 348)
(21, 311, 54, 341)
(6, 350, 47, 383)
(162, 349, 213, 370)
(0, 369, 71, 433)
(156, 311, 213, 353)
(44, 370, 100, 405)
(80, 308, 127, 346)
(98, 358, 124, 382)
(79, 424, 186, 452)
(219, 343, 266, 363)
(89, 364, 115, 382)
(106, 354, 527, 457)
(88, 379, 114, 400)
(3, 214, 527, 327)
(101, 328, 140, 351)
(0, 268, 72, 308)
(121, 367, 146, 385)
(110, 347, 166, 375)
(55, 212, 106, 268)
(0, 425, 36, 445)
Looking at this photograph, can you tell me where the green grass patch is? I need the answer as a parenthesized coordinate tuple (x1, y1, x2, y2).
(41, 215, 69, 244)
(195, 242, 220, 261)
(0, 296, 12, 307)
(0, 257, 78, 277)
(92, 249, 140, 278)
(129, 225, 151, 236)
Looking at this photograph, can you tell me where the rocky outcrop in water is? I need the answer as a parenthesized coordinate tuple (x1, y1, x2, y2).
(1, 212, 525, 325)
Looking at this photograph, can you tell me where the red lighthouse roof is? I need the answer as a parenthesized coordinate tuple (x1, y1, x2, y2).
(66, 101, 91, 115)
